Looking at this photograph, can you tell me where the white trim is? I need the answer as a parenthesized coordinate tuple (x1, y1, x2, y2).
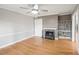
(43, 28, 57, 30)
(0, 35, 34, 49)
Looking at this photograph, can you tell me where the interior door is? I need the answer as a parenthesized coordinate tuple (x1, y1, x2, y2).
(35, 18, 42, 37)
(72, 9, 78, 42)
(75, 9, 79, 53)
(72, 8, 79, 53)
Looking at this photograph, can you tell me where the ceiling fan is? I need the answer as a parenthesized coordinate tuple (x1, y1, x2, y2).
(20, 4, 48, 15)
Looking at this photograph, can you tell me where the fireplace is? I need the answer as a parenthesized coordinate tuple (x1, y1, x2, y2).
(42, 29, 55, 40)
(45, 31, 55, 40)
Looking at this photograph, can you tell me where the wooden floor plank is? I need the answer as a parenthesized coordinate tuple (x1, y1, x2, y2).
(0, 36, 77, 55)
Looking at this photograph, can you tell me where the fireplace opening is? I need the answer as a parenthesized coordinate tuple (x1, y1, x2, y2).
(45, 31, 55, 40)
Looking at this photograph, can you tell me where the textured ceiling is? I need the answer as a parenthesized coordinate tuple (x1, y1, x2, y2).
(0, 4, 77, 17)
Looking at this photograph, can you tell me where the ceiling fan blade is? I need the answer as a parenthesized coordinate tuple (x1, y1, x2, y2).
(20, 7, 32, 10)
(41, 9, 48, 12)
(20, 7, 29, 9)
(26, 11, 31, 13)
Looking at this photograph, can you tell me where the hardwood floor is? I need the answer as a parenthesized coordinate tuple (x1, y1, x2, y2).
(0, 36, 77, 55)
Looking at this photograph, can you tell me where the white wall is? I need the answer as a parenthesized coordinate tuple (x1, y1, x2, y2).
(42, 15, 58, 29)
(0, 8, 34, 47)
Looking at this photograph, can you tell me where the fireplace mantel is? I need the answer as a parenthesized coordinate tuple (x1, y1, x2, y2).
(42, 28, 58, 40)
(43, 28, 57, 30)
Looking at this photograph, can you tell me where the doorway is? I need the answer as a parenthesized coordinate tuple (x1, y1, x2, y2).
(35, 18, 43, 37)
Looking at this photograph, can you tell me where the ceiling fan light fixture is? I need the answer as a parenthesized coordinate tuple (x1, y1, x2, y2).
(32, 10, 38, 14)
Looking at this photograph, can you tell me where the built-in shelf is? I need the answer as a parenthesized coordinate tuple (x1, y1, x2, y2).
(58, 15, 72, 39)
(58, 30, 71, 32)
(59, 36, 71, 39)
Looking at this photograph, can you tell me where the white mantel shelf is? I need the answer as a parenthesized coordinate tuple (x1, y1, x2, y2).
(43, 28, 57, 30)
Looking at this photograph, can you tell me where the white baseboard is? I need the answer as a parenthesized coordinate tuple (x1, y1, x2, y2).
(0, 35, 34, 49)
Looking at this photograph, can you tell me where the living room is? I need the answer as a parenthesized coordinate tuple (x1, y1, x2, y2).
(0, 4, 79, 55)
